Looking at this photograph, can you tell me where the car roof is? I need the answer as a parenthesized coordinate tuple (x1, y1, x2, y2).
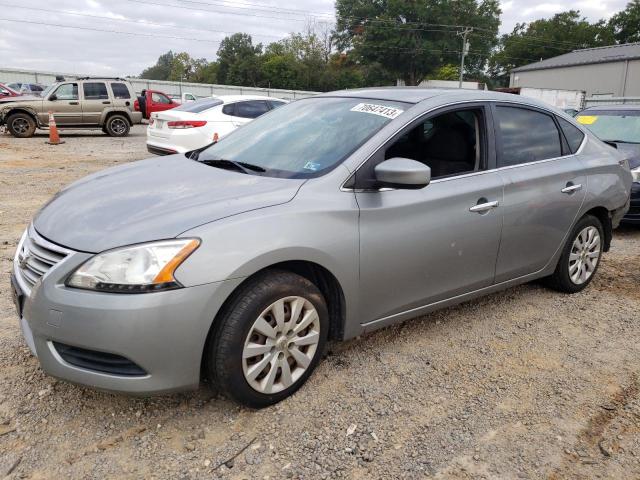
(217, 95, 286, 103)
(316, 87, 555, 106)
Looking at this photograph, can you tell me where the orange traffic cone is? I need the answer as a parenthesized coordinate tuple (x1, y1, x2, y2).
(46, 111, 64, 145)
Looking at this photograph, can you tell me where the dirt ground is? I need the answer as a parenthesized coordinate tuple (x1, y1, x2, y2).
(1, 126, 640, 479)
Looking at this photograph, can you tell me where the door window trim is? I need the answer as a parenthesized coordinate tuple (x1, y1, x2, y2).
(341, 99, 588, 192)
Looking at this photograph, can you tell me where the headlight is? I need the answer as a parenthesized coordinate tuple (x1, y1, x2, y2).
(66, 239, 200, 293)
(632, 166, 640, 183)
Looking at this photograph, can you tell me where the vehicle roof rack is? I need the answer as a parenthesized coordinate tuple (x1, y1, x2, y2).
(74, 77, 128, 81)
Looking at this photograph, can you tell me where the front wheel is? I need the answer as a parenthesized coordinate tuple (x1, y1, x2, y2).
(6, 112, 36, 138)
(207, 270, 329, 408)
(104, 114, 130, 137)
(544, 214, 604, 293)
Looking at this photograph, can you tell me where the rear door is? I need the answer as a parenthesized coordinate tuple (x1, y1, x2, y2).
(41, 82, 82, 125)
(492, 104, 586, 282)
(81, 82, 110, 125)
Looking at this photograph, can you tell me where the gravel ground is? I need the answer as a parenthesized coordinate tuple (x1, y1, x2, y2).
(1, 127, 640, 479)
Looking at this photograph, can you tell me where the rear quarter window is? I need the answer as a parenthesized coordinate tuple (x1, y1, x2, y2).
(111, 83, 131, 99)
(557, 117, 585, 154)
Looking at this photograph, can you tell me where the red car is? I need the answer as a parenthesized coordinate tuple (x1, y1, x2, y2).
(134, 89, 180, 120)
(0, 83, 22, 97)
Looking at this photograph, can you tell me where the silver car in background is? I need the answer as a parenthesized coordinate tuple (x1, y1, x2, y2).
(11, 88, 632, 407)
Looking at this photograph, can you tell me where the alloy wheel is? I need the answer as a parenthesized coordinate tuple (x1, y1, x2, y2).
(568, 226, 601, 285)
(242, 296, 320, 394)
(13, 118, 29, 134)
(110, 118, 127, 135)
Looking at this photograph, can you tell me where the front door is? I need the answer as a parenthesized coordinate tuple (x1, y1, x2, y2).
(40, 83, 82, 125)
(492, 104, 586, 282)
(354, 104, 504, 324)
(81, 82, 110, 125)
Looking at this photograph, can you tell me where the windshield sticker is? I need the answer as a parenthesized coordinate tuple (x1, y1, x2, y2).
(350, 103, 404, 119)
(303, 161, 321, 171)
(576, 115, 598, 125)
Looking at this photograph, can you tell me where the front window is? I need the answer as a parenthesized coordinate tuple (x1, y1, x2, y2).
(198, 97, 409, 178)
(576, 110, 640, 144)
(52, 83, 78, 101)
(152, 92, 172, 104)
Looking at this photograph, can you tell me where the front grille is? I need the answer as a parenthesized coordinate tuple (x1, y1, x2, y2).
(53, 342, 147, 377)
(16, 227, 70, 291)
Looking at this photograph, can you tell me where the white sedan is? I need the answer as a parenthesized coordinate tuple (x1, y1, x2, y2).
(146, 95, 287, 155)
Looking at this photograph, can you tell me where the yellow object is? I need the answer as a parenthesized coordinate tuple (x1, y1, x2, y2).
(152, 239, 200, 284)
(576, 115, 598, 125)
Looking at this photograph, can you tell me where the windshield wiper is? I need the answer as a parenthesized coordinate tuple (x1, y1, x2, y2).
(198, 158, 266, 174)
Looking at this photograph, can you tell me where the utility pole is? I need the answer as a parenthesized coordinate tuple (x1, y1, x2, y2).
(457, 27, 472, 88)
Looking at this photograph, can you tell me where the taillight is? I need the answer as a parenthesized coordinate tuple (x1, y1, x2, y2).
(167, 120, 207, 129)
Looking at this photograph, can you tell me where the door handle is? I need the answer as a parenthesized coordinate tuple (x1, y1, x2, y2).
(469, 200, 499, 213)
(102, 101, 111, 104)
(68, 101, 79, 105)
(561, 183, 582, 194)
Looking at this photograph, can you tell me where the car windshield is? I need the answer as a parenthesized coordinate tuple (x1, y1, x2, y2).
(174, 97, 222, 113)
(576, 110, 640, 143)
(198, 97, 409, 178)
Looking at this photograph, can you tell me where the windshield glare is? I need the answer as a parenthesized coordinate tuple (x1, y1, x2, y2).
(40, 83, 57, 98)
(198, 97, 409, 178)
(577, 111, 640, 143)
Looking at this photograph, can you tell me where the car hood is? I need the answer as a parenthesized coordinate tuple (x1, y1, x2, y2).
(614, 142, 640, 170)
(0, 95, 41, 104)
(34, 155, 304, 253)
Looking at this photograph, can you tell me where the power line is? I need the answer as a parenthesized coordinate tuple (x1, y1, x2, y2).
(0, 3, 285, 40)
(0, 18, 224, 44)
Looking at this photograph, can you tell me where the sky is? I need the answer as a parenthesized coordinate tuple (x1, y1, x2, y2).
(0, 0, 631, 77)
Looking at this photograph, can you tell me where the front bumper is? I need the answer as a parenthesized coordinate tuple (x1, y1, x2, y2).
(622, 182, 640, 225)
(12, 229, 243, 395)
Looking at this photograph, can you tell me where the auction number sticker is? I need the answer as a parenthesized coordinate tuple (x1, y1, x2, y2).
(350, 103, 404, 119)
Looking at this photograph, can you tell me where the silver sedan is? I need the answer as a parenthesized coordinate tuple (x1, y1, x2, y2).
(11, 88, 632, 407)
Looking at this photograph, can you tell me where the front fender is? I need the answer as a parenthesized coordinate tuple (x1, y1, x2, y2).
(0, 105, 41, 126)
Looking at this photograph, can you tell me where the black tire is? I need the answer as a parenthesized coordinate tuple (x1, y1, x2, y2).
(104, 114, 130, 137)
(544, 214, 604, 293)
(6, 112, 36, 138)
(207, 270, 329, 408)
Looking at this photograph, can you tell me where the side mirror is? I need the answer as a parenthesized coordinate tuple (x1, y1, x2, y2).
(374, 158, 431, 189)
(49, 94, 57, 101)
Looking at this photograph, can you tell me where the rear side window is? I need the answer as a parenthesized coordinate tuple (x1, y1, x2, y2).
(558, 117, 585, 154)
(83, 82, 108, 100)
(222, 103, 236, 116)
(111, 83, 131, 99)
(235, 100, 270, 119)
(496, 106, 562, 166)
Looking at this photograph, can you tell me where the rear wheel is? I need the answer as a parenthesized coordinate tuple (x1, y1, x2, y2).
(207, 270, 329, 408)
(6, 112, 36, 138)
(104, 114, 130, 137)
(545, 215, 604, 293)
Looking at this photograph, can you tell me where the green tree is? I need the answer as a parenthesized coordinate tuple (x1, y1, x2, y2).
(140, 51, 176, 80)
(431, 64, 460, 81)
(489, 11, 615, 78)
(334, 0, 501, 85)
(216, 33, 263, 86)
(609, 0, 640, 44)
